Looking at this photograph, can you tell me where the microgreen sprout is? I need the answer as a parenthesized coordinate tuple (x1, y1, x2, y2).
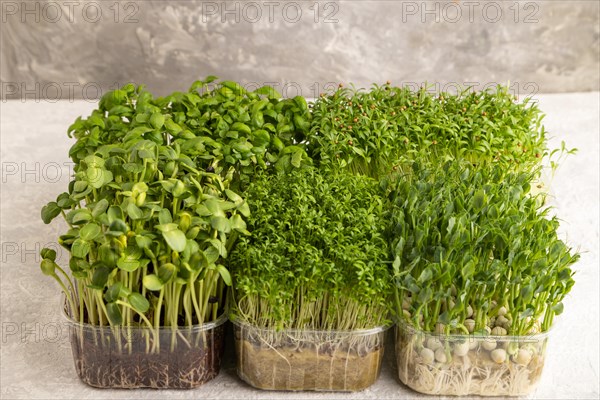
(388, 161, 578, 335)
(229, 167, 391, 331)
(309, 83, 555, 178)
(40, 80, 315, 348)
(389, 161, 579, 396)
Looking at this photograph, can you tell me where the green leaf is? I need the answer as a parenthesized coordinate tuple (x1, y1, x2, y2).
(71, 239, 91, 258)
(57, 193, 75, 209)
(158, 208, 172, 224)
(143, 274, 164, 291)
(40, 259, 56, 276)
(79, 223, 101, 241)
(106, 302, 123, 325)
(392, 256, 401, 275)
(41, 202, 62, 224)
(164, 119, 182, 134)
(204, 246, 220, 264)
(126, 202, 144, 220)
(255, 85, 281, 98)
(158, 263, 176, 283)
(41, 248, 57, 261)
(150, 113, 165, 129)
(520, 284, 534, 303)
(472, 189, 486, 211)
(230, 214, 247, 232)
(208, 239, 227, 257)
(189, 250, 209, 270)
(293, 115, 310, 131)
(252, 129, 270, 147)
(224, 189, 243, 204)
(105, 282, 123, 302)
(552, 302, 565, 315)
(216, 265, 232, 286)
(73, 180, 88, 193)
(237, 201, 251, 217)
(70, 209, 92, 224)
(92, 199, 109, 218)
(204, 198, 225, 217)
(90, 266, 110, 290)
(117, 257, 140, 272)
(293, 96, 308, 112)
(231, 122, 251, 135)
(98, 243, 119, 267)
(155, 223, 178, 232)
(135, 235, 153, 249)
(221, 80, 246, 95)
(107, 206, 124, 223)
(417, 266, 433, 284)
(161, 228, 187, 252)
(128, 293, 150, 313)
(87, 115, 105, 129)
(86, 167, 103, 188)
(210, 216, 231, 233)
(291, 149, 303, 168)
(108, 219, 129, 235)
(417, 287, 433, 304)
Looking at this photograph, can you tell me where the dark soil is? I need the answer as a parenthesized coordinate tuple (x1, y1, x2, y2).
(70, 324, 226, 389)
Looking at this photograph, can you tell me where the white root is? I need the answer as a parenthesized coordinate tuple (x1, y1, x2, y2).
(396, 327, 548, 396)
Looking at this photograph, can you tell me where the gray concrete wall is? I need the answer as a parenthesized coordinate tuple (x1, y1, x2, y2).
(1, 0, 598, 100)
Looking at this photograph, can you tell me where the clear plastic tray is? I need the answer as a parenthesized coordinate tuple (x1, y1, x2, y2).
(63, 300, 227, 389)
(395, 324, 550, 396)
(232, 319, 389, 391)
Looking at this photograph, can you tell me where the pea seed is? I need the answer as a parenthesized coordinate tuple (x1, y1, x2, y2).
(434, 348, 448, 363)
(453, 341, 470, 357)
(491, 348, 507, 363)
(513, 348, 533, 365)
(420, 348, 435, 365)
(482, 340, 497, 351)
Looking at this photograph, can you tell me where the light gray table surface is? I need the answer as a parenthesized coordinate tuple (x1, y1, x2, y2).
(1, 94, 598, 399)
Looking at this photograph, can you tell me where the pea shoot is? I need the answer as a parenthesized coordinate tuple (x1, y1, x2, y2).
(388, 161, 579, 395)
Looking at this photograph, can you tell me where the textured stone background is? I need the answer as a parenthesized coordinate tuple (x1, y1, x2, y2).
(1, 0, 599, 99)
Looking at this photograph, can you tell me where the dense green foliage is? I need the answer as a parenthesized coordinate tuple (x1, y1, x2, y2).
(309, 84, 549, 177)
(40, 79, 311, 330)
(67, 78, 312, 190)
(230, 168, 391, 330)
(39, 78, 579, 340)
(387, 162, 579, 335)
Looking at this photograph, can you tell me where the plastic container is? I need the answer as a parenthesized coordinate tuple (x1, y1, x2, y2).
(232, 319, 389, 392)
(395, 324, 550, 396)
(63, 301, 227, 389)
